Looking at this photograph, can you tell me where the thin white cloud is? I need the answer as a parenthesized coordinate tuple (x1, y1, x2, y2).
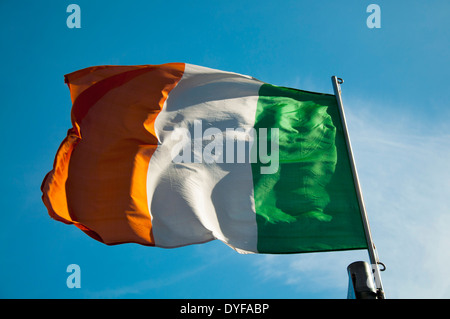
(84, 266, 202, 298)
(83, 249, 219, 299)
(346, 100, 450, 298)
(83, 243, 236, 299)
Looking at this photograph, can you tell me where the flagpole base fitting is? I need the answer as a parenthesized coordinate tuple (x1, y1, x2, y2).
(347, 261, 378, 299)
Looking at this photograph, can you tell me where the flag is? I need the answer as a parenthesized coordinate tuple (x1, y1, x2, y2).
(41, 63, 368, 254)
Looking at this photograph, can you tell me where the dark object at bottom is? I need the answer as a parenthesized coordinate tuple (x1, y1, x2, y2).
(347, 261, 378, 299)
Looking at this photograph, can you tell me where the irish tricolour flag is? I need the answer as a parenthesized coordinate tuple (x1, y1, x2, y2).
(41, 63, 367, 254)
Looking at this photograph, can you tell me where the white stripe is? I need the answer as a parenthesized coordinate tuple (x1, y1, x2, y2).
(146, 64, 263, 253)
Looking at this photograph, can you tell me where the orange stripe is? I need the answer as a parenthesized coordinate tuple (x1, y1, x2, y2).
(41, 131, 79, 225)
(69, 67, 161, 132)
(42, 63, 185, 245)
(65, 65, 146, 103)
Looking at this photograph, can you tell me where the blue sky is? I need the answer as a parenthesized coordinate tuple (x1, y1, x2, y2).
(1, 0, 449, 299)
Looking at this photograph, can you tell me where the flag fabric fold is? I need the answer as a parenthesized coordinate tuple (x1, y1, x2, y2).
(41, 63, 367, 254)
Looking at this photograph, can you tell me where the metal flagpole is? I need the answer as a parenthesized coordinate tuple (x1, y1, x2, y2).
(331, 76, 385, 299)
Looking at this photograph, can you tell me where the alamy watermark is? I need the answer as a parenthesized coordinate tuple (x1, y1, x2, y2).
(65, 4, 380, 30)
(366, 4, 381, 29)
(66, 4, 81, 28)
(170, 120, 279, 175)
(66, 264, 81, 288)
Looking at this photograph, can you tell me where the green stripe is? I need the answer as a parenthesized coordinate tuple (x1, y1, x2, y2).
(252, 84, 367, 253)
